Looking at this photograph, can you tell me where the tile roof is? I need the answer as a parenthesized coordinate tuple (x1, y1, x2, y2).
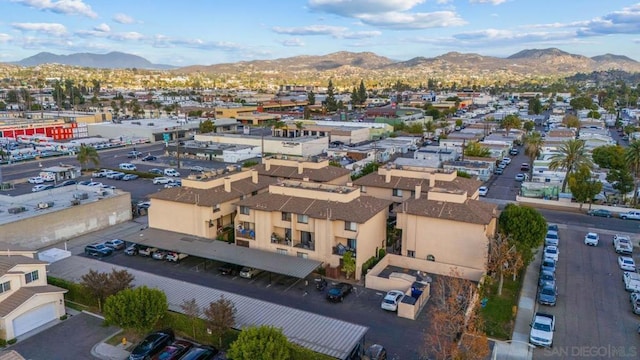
(149, 175, 278, 205)
(399, 198, 496, 225)
(0, 350, 25, 360)
(0, 256, 47, 277)
(354, 172, 482, 195)
(0, 285, 67, 317)
(254, 164, 351, 182)
(435, 177, 483, 195)
(235, 193, 392, 223)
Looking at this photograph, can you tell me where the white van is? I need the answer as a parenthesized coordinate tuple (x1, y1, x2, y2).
(119, 163, 137, 171)
(164, 168, 181, 177)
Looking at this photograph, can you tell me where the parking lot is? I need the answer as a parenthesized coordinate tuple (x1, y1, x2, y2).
(532, 225, 640, 359)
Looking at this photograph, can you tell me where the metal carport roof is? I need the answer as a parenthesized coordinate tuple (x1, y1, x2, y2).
(120, 227, 322, 279)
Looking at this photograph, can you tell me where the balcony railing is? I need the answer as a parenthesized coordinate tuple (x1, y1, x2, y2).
(271, 234, 291, 245)
(236, 228, 255, 239)
(333, 245, 356, 257)
(294, 242, 315, 251)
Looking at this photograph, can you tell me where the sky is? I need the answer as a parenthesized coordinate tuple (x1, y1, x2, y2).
(0, 0, 639, 66)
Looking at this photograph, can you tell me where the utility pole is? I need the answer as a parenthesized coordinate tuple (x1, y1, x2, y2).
(175, 127, 181, 169)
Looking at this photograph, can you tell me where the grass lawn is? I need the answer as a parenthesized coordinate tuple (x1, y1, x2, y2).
(480, 274, 523, 340)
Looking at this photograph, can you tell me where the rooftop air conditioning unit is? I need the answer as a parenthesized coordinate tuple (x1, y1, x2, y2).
(74, 192, 89, 200)
(8, 207, 27, 214)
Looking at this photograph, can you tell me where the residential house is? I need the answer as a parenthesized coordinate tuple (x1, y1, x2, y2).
(233, 181, 392, 280)
(0, 250, 67, 340)
(442, 159, 493, 181)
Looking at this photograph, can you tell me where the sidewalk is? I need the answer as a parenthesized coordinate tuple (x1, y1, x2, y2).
(492, 246, 542, 360)
(86, 310, 130, 360)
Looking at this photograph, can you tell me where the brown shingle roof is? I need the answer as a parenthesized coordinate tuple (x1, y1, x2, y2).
(435, 177, 483, 195)
(0, 350, 26, 360)
(254, 164, 351, 182)
(235, 193, 392, 223)
(354, 173, 482, 195)
(0, 285, 67, 317)
(149, 175, 278, 205)
(0, 256, 47, 277)
(400, 198, 496, 224)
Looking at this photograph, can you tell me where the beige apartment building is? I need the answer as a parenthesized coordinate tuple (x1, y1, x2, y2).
(254, 155, 352, 185)
(234, 181, 392, 280)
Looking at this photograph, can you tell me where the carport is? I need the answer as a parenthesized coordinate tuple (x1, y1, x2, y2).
(121, 227, 322, 279)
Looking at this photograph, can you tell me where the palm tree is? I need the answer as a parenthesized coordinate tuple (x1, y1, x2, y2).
(549, 139, 593, 192)
(76, 145, 100, 171)
(625, 140, 640, 205)
(501, 114, 522, 135)
(524, 132, 544, 169)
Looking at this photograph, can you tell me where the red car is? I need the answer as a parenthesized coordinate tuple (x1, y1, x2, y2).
(151, 340, 193, 360)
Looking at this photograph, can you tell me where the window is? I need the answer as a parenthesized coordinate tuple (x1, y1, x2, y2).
(252, 191, 258, 196)
(427, 254, 435, 261)
(281, 212, 291, 221)
(360, 186, 367, 193)
(25, 270, 39, 283)
(347, 238, 357, 251)
(240, 206, 250, 215)
(297, 214, 309, 224)
(407, 250, 415, 258)
(276, 248, 288, 255)
(392, 189, 403, 197)
(344, 221, 357, 231)
(213, 204, 220, 212)
(0, 281, 10, 293)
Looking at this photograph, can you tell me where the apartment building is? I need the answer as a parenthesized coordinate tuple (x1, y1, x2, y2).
(254, 156, 352, 185)
(233, 180, 392, 280)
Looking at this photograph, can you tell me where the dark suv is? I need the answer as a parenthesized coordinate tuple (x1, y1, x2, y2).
(178, 346, 219, 360)
(84, 243, 113, 257)
(129, 329, 175, 360)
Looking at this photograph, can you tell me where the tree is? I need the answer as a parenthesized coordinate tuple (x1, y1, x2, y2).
(103, 286, 168, 334)
(625, 140, 640, 205)
(424, 120, 436, 138)
(81, 269, 134, 311)
(501, 114, 521, 135)
(569, 96, 593, 110)
(76, 144, 100, 170)
(487, 234, 524, 296)
(423, 273, 489, 360)
(203, 295, 237, 349)
(227, 325, 291, 360)
(180, 298, 201, 340)
(568, 165, 603, 209)
(325, 79, 337, 112)
(357, 80, 367, 105)
(592, 145, 626, 170)
(498, 204, 547, 264)
(528, 98, 542, 115)
(464, 142, 491, 158)
(606, 169, 634, 201)
(406, 122, 424, 134)
(307, 91, 315, 106)
(549, 139, 593, 192)
(199, 119, 215, 134)
(587, 110, 601, 119)
(342, 251, 355, 279)
(562, 114, 580, 129)
(352, 162, 379, 180)
(524, 132, 544, 167)
(523, 121, 535, 133)
(5, 90, 19, 104)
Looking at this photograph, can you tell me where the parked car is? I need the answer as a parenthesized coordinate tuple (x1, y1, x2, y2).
(141, 154, 157, 161)
(137, 201, 151, 209)
(190, 166, 205, 172)
(32, 184, 54, 192)
(520, 163, 530, 171)
(614, 235, 634, 255)
(152, 250, 168, 260)
(545, 231, 559, 247)
(107, 171, 126, 180)
(92, 169, 111, 178)
(588, 209, 613, 218)
(128, 329, 175, 360)
(127, 150, 142, 158)
(166, 252, 188, 263)
(164, 168, 181, 177)
(149, 168, 163, 175)
(56, 180, 77, 187)
(119, 163, 137, 171)
(326, 282, 353, 302)
(239, 267, 262, 279)
(623, 271, 640, 292)
(104, 239, 126, 250)
(218, 263, 242, 276)
(494, 167, 504, 175)
(84, 243, 113, 257)
(540, 258, 557, 274)
(529, 312, 555, 348)
(478, 186, 488, 197)
(543, 246, 559, 262)
(547, 224, 559, 232)
(509, 148, 519, 155)
(620, 210, 640, 220)
(124, 244, 140, 256)
(150, 340, 193, 360)
(515, 174, 526, 182)
(178, 346, 219, 360)
(584, 232, 599, 246)
(28, 176, 44, 184)
(122, 174, 139, 181)
(138, 246, 158, 257)
(502, 157, 512, 165)
(381, 290, 405, 311)
(618, 256, 637, 271)
(537, 284, 558, 306)
(153, 177, 172, 185)
(538, 270, 556, 288)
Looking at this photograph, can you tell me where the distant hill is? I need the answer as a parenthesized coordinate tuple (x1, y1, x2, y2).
(12, 51, 175, 70)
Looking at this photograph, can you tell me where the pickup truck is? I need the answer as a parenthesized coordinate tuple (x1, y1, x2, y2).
(530, 312, 555, 348)
(92, 169, 111, 178)
(623, 271, 640, 292)
(137, 246, 158, 257)
(613, 234, 634, 255)
(620, 210, 640, 220)
(165, 252, 188, 263)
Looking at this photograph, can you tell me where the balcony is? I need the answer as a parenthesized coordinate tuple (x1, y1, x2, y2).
(333, 243, 356, 257)
(271, 233, 291, 246)
(236, 226, 255, 240)
(294, 241, 315, 251)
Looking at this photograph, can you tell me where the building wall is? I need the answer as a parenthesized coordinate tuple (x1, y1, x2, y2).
(0, 293, 65, 340)
(397, 214, 495, 271)
(0, 193, 132, 249)
(149, 198, 236, 239)
(195, 134, 329, 157)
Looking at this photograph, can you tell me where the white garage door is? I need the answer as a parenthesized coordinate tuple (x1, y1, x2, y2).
(12, 303, 57, 337)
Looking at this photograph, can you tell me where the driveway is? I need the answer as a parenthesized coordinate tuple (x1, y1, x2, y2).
(4, 312, 119, 360)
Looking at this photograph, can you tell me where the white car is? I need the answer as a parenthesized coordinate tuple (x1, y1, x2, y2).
(28, 176, 44, 184)
(381, 290, 405, 311)
(239, 267, 262, 279)
(86, 182, 104, 187)
(478, 186, 488, 197)
(164, 168, 181, 177)
(584, 232, 599, 246)
(618, 256, 636, 272)
(153, 177, 172, 184)
(544, 231, 559, 247)
(543, 246, 559, 262)
(502, 157, 512, 165)
(31, 184, 53, 192)
(515, 174, 526, 182)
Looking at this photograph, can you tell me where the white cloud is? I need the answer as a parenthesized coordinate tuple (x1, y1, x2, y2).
(358, 11, 466, 29)
(577, 3, 640, 36)
(280, 38, 305, 47)
(469, 0, 508, 5)
(272, 25, 381, 39)
(0, 33, 12, 43)
(108, 32, 145, 41)
(437, 0, 453, 3)
(12, 22, 67, 36)
(308, 0, 426, 16)
(452, 28, 574, 46)
(12, 0, 97, 18)
(113, 13, 135, 24)
(94, 23, 111, 32)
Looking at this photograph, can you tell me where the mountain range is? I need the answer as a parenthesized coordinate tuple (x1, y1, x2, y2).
(7, 48, 640, 76)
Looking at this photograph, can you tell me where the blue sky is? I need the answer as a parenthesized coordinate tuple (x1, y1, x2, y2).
(1, 0, 639, 66)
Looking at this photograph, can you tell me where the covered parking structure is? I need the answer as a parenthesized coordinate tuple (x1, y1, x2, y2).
(120, 227, 322, 279)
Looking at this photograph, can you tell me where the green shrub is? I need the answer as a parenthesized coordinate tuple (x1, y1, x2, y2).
(289, 343, 334, 360)
(60, 315, 68, 320)
(0, 339, 6, 347)
(7, 339, 16, 345)
(242, 160, 258, 167)
(378, 248, 386, 259)
(47, 276, 97, 307)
